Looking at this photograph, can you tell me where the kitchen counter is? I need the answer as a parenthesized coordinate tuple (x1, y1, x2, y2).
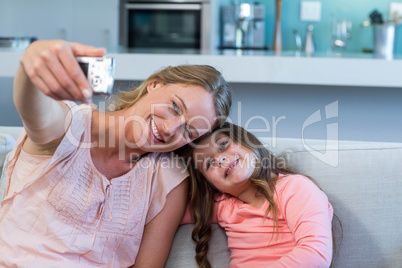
(1, 48, 402, 88)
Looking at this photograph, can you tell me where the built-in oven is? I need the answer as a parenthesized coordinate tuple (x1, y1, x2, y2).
(119, 0, 211, 50)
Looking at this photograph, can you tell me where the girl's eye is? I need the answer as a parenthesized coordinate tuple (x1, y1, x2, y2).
(206, 158, 215, 170)
(219, 141, 228, 151)
(172, 101, 181, 115)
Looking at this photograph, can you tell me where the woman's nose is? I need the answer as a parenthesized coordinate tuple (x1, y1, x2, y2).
(163, 117, 182, 136)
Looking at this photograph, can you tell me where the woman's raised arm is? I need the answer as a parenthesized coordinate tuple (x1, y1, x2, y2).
(13, 40, 105, 149)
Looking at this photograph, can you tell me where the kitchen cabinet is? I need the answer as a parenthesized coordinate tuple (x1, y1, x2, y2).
(0, 0, 118, 48)
(69, 0, 119, 48)
(0, 1, 72, 40)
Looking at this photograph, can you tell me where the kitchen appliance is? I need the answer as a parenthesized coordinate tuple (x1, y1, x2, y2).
(365, 9, 396, 59)
(221, 2, 266, 49)
(119, 0, 211, 50)
(373, 22, 395, 59)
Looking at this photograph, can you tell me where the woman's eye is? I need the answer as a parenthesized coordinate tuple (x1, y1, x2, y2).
(172, 101, 181, 115)
(185, 126, 192, 139)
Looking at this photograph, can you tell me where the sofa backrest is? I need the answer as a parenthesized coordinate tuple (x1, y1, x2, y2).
(1, 127, 401, 267)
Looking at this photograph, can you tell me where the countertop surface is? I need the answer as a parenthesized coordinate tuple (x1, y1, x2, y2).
(2, 48, 402, 87)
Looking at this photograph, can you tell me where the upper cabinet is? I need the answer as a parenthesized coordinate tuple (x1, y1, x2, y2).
(70, 0, 119, 48)
(0, 0, 119, 48)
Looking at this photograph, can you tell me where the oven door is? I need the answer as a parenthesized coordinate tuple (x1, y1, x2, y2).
(122, 3, 202, 49)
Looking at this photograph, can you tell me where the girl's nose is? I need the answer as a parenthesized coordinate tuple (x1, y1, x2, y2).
(217, 156, 228, 167)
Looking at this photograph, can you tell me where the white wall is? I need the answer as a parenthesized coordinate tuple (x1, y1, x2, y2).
(2, 78, 402, 143)
(229, 83, 402, 143)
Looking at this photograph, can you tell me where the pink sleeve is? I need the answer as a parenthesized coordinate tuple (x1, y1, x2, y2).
(145, 153, 189, 224)
(269, 175, 333, 268)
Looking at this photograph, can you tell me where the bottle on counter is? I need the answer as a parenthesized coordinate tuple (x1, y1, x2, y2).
(305, 24, 315, 56)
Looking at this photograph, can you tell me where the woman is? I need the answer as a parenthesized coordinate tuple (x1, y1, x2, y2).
(0, 40, 232, 267)
(181, 122, 336, 268)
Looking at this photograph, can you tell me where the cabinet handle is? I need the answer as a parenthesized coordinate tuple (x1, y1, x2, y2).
(104, 29, 111, 47)
(60, 28, 68, 40)
(125, 3, 201, 11)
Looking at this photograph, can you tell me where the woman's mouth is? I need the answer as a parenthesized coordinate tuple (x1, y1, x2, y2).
(150, 117, 164, 143)
(225, 159, 239, 177)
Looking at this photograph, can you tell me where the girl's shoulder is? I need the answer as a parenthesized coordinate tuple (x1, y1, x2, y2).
(276, 173, 307, 183)
(215, 193, 240, 209)
(215, 194, 245, 223)
(275, 173, 319, 194)
(216, 193, 237, 204)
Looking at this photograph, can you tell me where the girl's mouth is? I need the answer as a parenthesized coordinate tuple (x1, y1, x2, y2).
(225, 159, 239, 177)
(150, 117, 164, 143)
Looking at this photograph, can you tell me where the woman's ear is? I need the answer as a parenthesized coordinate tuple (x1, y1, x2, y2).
(147, 80, 161, 93)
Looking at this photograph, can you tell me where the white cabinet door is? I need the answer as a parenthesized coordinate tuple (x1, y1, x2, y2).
(0, 0, 119, 48)
(0, 0, 73, 40)
(71, 0, 119, 48)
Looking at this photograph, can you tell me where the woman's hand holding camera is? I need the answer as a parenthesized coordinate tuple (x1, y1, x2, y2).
(20, 40, 105, 103)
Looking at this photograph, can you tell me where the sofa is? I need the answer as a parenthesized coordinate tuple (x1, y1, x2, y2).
(1, 126, 402, 267)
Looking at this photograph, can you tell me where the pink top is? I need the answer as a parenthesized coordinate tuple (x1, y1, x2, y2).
(217, 174, 333, 268)
(0, 102, 188, 267)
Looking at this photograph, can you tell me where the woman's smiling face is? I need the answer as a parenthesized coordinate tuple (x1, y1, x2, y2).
(193, 133, 257, 196)
(126, 81, 216, 154)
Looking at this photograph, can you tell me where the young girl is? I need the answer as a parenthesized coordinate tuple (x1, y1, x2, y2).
(181, 122, 335, 268)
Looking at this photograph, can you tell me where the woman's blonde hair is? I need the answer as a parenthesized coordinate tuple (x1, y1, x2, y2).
(110, 65, 232, 129)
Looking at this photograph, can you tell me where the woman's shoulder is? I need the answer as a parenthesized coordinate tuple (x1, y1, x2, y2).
(144, 152, 189, 185)
(143, 152, 189, 224)
(146, 152, 188, 172)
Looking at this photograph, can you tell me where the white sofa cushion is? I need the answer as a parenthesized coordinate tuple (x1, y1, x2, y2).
(0, 133, 15, 173)
(0, 133, 16, 201)
(270, 139, 402, 267)
(0, 151, 12, 201)
(165, 224, 230, 268)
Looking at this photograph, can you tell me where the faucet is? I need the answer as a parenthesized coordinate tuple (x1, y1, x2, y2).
(293, 30, 303, 51)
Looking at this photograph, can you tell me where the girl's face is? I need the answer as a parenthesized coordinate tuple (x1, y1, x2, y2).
(127, 81, 216, 154)
(193, 133, 257, 197)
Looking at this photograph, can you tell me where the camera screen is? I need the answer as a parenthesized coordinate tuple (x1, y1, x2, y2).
(78, 62, 89, 77)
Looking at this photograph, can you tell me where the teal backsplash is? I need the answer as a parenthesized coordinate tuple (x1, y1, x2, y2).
(258, 0, 402, 54)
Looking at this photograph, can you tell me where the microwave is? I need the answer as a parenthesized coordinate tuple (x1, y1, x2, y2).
(119, 0, 211, 50)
